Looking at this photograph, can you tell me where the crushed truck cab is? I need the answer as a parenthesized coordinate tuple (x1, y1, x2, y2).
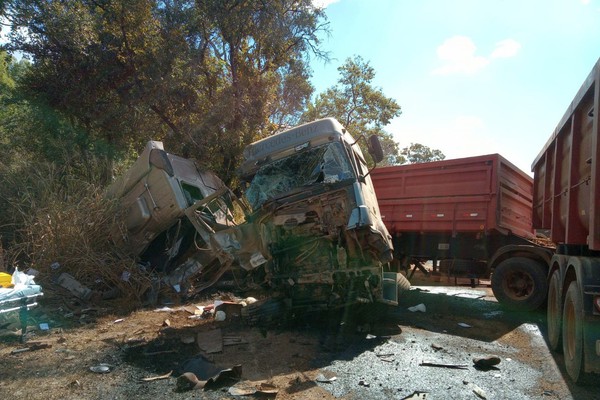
(237, 118, 404, 310)
(108, 118, 407, 312)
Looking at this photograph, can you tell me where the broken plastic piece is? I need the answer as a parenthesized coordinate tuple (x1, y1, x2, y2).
(401, 391, 429, 400)
(408, 303, 426, 312)
(56, 273, 92, 300)
(315, 373, 337, 383)
(89, 363, 112, 373)
(214, 310, 226, 321)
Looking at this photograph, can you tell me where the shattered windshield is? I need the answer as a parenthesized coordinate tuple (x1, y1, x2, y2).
(245, 142, 355, 209)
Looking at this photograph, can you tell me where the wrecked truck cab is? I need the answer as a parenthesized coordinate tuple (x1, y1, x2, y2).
(237, 118, 405, 310)
(107, 141, 234, 272)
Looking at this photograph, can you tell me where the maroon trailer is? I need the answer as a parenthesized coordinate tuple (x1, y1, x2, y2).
(371, 154, 554, 311)
(534, 58, 600, 382)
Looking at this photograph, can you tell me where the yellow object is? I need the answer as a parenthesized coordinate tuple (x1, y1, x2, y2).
(0, 272, 13, 288)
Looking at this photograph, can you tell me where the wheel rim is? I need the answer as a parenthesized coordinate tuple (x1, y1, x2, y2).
(564, 296, 576, 360)
(502, 269, 535, 300)
(547, 273, 561, 349)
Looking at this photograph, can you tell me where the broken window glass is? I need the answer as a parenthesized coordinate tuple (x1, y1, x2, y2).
(245, 142, 355, 209)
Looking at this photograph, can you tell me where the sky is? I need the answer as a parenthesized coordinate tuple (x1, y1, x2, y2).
(310, 0, 600, 174)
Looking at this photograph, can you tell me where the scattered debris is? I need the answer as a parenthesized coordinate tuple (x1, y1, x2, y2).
(228, 381, 257, 396)
(140, 370, 173, 382)
(315, 373, 337, 383)
(244, 297, 257, 305)
(228, 381, 279, 396)
(255, 382, 278, 395)
(10, 342, 52, 354)
(408, 303, 426, 312)
(453, 292, 485, 299)
(376, 353, 395, 362)
(401, 391, 429, 400)
(457, 322, 472, 328)
(542, 389, 559, 397)
(153, 306, 174, 313)
(431, 343, 443, 351)
(483, 311, 503, 319)
(89, 363, 112, 374)
(0, 272, 13, 288)
(223, 335, 248, 346)
(463, 380, 488, 399)
(358, 379, 370, 387)
(176, 372, 204, 391)
(143, 349, 177, 356)
(214, 310, 226, 321)
(176, 355, 242, 391)
(215, 301, 243, 317)
(180, 335, 195, 344)
(56, 273, 92, 300)
(197, 329, 223, 354)
(473, 355, 501, 369)
(419, 361, 468, 369)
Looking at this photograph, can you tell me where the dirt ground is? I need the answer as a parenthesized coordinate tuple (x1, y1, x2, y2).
(1, 272, 399, 400)
(1, 271, 598, 399)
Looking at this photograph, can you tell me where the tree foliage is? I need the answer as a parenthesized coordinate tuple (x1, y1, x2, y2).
(3, 0, 329, 183)
(399, 142, 446, 164)
(301, 55, 402, 165)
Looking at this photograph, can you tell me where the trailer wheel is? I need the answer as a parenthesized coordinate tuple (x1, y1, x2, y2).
(397, 273, 411, 293)
(562, 281, 585, 383)
(491, 257, 547, 311)
(547, 270, 562, 351)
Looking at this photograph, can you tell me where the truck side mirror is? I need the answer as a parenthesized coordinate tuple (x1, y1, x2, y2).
(367, 135, 384, 163)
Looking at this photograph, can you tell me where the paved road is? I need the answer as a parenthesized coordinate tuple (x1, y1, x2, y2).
(309, 284, 599, 399)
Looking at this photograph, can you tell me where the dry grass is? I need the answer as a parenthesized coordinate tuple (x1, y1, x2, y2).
(0, 159, 150, 306)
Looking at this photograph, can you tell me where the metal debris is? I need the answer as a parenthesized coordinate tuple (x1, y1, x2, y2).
(420, 361, 468, 369)
(89, 363, 112, 374)
(140, 370, 173, 382)
(196, 328, 223, 354)
(401, 391, 429, 400)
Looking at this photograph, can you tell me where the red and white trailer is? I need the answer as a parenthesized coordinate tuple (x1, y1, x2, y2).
(371, 154, 553, 311)
(534, 58, 600, 382)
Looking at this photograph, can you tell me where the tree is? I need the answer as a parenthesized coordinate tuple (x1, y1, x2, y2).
(399, 143, 446, 164)
(301, 55, 402, 165)
(3, 0, 330, 183)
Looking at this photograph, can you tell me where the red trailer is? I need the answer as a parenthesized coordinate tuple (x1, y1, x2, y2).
(534, 58, 600, 382)
(371, 154, 553, 310)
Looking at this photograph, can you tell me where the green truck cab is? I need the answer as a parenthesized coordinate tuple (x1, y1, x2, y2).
(109, 119, 407, 311)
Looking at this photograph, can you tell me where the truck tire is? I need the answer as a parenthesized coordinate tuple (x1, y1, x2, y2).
(397, 272, 411, 293)
(562, 281, 585, 383)
(547, 270, 562, 351)
(491, 257, 547, 311)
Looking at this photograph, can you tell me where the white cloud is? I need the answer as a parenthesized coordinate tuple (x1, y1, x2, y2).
(433, 36, 521, 75)
(490, 39, 521, 58)
(432, 36, 489, 75)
